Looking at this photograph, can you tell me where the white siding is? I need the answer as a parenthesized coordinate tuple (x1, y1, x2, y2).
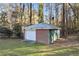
(25, 30, 36, 41)
(53, 30, 57, 41)
(56, 30, 60, 38)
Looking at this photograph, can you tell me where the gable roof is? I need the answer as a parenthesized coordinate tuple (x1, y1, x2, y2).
(24, 23, 61, 30)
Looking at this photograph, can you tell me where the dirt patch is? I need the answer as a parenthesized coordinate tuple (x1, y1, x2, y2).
(51, 35, 79, 48)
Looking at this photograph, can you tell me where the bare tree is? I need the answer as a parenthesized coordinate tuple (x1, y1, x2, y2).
(29, 3, 32, 25)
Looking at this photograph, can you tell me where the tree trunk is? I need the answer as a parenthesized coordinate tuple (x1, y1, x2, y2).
(29, 3, 32, 25)
(61, 3, 65, 37)
(38, 3, 43, 23)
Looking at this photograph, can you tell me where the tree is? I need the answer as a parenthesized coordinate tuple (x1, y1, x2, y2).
(29, 3, 32, 25)
(13, 23, 22, 38)
(54, 3, 59, 26)
(66, 4, 79, 34)
(0, 12, 7, 26)
(38, 3, 44, 23)
(20, 3, 26, 25)
(61, 3, 66, 37)
(49, 3, 53, 24)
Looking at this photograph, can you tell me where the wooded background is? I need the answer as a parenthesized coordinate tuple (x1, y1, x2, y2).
(0, 3, 79, 38)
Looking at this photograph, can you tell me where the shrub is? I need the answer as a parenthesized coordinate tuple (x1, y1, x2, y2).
(0, 26, 13, 37)
(13, 23, 22, 38)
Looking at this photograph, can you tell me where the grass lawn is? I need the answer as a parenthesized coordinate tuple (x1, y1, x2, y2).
(0, 39, 79, 56)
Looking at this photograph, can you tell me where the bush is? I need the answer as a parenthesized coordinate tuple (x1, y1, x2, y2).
(13, 23, 22, 38)
(0, 26, 13, 37)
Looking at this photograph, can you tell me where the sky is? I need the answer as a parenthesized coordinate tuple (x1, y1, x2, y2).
(0, 3, 55, 12)
(0, 3, 57, 20)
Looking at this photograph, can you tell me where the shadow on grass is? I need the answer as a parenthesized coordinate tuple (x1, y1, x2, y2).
(0, 45, 79, 56)
(24, 46, 79, 56)
(0, 39, 79, 56)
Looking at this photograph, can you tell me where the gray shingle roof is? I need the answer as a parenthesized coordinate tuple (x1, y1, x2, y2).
(25, 23, 60, 30)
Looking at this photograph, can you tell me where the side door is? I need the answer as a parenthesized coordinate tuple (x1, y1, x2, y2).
(50, 30, 54, 43)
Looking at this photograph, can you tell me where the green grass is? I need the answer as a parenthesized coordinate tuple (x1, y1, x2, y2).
(0, 39, 79, 56)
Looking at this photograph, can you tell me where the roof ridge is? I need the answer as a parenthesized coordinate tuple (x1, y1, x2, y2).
(25, 23, 60, 30)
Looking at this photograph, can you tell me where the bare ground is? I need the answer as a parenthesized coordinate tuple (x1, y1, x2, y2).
(51, 33, 79, 48)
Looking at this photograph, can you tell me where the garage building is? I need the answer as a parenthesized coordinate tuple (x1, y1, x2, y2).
(23, 23, 60, 44)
